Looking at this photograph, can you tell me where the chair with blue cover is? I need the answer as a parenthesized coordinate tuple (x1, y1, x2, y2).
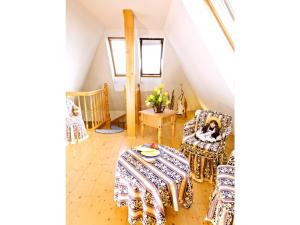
(180, 109, 232, 183)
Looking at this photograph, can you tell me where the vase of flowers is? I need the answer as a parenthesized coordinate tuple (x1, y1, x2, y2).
(145, 84, 170, 113)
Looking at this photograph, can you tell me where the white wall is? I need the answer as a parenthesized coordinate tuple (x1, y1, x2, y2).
(66, 0, 103, 91)
(81, 31, 125, 110)
(164, 0, 234, 116)
(82, 29, 199, 111)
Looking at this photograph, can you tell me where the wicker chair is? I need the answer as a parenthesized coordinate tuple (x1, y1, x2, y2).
(180, 110, 232, 182)
(66, 97, 88, 144)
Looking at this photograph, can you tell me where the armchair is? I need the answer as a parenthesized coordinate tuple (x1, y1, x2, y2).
(180, 110, 232, 182)
(66, 97, 88, 144)
(205, 151, 235, 225)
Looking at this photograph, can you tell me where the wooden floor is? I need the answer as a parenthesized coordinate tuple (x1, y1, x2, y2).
(67, 112, 234, 225)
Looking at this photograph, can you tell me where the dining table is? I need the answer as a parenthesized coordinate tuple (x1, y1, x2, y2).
(114, 144, 193, 225)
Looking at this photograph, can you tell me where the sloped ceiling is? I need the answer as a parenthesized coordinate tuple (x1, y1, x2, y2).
(165, 0, 234, 116)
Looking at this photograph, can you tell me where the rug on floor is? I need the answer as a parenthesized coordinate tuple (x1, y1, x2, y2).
(95, 125, 124, 134)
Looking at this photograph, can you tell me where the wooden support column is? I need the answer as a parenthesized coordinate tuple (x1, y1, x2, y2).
(103, 83, 111, 129)
(123, 9, 136, 137)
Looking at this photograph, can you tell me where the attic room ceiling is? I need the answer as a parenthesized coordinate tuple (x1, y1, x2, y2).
(77, 0, 172, 29)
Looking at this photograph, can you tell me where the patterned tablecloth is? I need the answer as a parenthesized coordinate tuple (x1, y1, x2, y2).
(206, 165, 235, 225)
(114, 144, 193, 225)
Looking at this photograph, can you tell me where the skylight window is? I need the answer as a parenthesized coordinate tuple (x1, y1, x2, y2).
(140, 38, 164, 77)
(108, 37, 126, 76)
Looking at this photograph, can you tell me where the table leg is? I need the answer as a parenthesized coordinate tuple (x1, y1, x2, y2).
(140, 115, 144, 137)
(158, 127, 162, 144)
(172, 122, 175, 136)
(172, 115, 176, 136)
(141, 123, 144, 137)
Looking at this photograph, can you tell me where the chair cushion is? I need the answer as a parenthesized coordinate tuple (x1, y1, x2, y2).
(195, 128, 222, 142)
(184, 135, 221, 152)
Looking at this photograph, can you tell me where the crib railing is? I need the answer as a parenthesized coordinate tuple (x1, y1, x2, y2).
(66, 83, 110, 130)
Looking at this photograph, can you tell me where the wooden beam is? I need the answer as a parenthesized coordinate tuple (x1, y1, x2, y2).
(205, 0, 235, 51)
(123, 9, 136, 137)
(103, 83, 111, 129)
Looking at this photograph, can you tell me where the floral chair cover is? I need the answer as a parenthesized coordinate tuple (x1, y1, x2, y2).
(205, 151, 235, 225)
(66, 97, 88, 144)
(180, 110, 232, 182)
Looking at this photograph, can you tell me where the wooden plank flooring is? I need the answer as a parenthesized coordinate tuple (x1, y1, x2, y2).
(66, 111, 234, 225)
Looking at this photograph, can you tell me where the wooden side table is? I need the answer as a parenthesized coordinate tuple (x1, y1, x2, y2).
(139, 108, 176, 144)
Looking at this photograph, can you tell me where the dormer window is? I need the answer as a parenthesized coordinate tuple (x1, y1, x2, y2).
(140, 38, 164, 77)
(108, 37, 126, 77)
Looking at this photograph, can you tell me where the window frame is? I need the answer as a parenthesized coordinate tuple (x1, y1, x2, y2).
(108, 37, 126, 77)
(139, 38, 164, 78)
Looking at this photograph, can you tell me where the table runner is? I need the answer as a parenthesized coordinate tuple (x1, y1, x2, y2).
(114, 144, 193, 225)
